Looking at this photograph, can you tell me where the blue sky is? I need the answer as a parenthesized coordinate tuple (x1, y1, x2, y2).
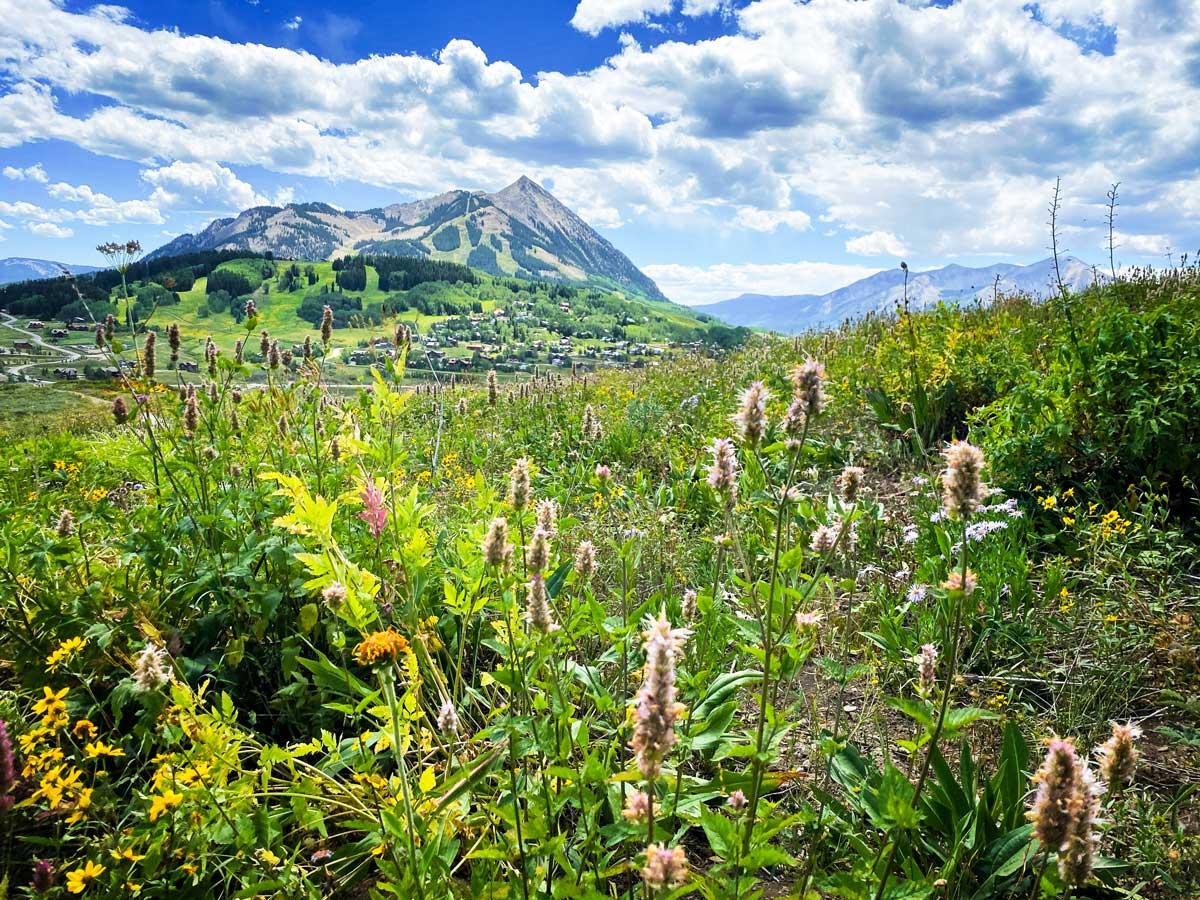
(0, 0, 1196, 303)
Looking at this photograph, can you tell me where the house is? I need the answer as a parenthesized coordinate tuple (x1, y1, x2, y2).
(27, 320, 44, 329)
(50, 329, 69, 338)
(178, 361, 200, 373)
(13, 340, 34, 351)
(53, 367, 78, 380)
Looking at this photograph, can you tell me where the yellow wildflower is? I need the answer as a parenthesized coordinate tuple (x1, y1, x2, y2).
(110, 848, 146, 862)
(148, 789, 184, 822)
(65, 861, 105, 894)
(85, 741, 126, 759)
(33, 685, 70, 729)
(73, 719, 98, 740)
(48, 637, 86, 672)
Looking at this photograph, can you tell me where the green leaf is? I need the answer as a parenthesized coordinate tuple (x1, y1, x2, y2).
(297, 602, 319, 634)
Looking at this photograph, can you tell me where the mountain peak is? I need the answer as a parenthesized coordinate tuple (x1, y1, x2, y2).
(145, 178, 666, 301)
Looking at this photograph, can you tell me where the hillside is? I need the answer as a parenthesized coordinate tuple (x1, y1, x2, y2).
(696, 256, 1099, 332)
(0, 257, 101, 285)
(149, 176, 666, 301)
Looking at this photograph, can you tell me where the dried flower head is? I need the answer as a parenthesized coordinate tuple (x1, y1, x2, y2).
(734, 381, 769, 446)
(167, 323, 180, 362)
(681, 588, 698, 621)
(707, 438, 739, 507)
(260, 330, 271, 359)
(641, 844, 688, 891)
(487, 369, 498, 405)
(133, 643, 172, 692)
(482, 517, 512, 568)
(524, 574, 558, 633)
(941, 441, 986, 519)
(32, 859, 55, 893)
(1097, 722, 1141, 794)
(94, 324, 106, 349)
(508, 458, 531, 510)
(56, 508, 74, 537)
(353, 629, 410, 666)
(838, 465, 865, 503)
(183, 391, 199, 436)
(268, 340, 282, 370)
(112, 396, 129, 425)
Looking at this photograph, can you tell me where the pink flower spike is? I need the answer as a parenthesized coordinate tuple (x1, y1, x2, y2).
(359, 482, 388, 539)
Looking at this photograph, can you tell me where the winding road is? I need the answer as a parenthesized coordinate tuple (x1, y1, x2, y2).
(0, 311, 87, 381)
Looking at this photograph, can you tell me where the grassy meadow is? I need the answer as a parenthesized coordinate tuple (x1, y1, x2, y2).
(0, 263, 1197, 898)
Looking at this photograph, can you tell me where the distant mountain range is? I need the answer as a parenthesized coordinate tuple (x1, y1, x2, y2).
(150, 176, 665, 301)
(0, 257, 101, 285)
(694, 257, 1101, 333)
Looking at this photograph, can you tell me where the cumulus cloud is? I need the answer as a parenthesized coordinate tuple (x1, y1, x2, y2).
(570, 0, 674, 35)
(643, 260, 878, 305)
(29, 221, 73, 238)
(845, 230, 908, 256)
(283, 15, 302, 31)
(3, 162, 48, 182)
(0, 0, 1195, 264)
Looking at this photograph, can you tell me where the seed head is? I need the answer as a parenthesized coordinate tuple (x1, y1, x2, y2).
(536, 498, 558, 537)
(526, 525, 551, 574)
(915, 643, 937, 698)
(810, 524, 838, 554)
(1059, 763, 1102, 886)
(487, 369, 498, 405)
(56, 508, 74, 537)
(681, 588, 698, 621)
(112, 396, 129, 424)
(167, 323, 180, 363)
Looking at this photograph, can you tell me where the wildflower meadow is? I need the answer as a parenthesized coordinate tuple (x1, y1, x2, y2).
(0, 261, 1197, 899)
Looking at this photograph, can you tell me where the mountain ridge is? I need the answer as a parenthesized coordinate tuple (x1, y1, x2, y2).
(0, 257, 102, 285)
(694, 257, 1100, 333)
(150, 177, 665, 301)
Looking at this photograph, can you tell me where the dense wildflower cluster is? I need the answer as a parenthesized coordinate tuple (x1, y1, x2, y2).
(1028, 736, 1111, 886)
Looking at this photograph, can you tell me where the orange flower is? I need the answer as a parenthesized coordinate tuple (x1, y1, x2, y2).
(353, 629, 410, 666)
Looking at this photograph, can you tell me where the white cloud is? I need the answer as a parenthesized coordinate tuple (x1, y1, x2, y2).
(3, 162, 48, 182)
(570, 0, 673, 35)
(643, 260, 878, 305)
(283, 15, 302, 31)
(141, 160, 272, 210)
(845, 230, 908, 256)
(0, 0, 1194, 265)
(732, 207, 812, 232)
(29, 221, 73, 238)
(47, 181, 165, 224)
